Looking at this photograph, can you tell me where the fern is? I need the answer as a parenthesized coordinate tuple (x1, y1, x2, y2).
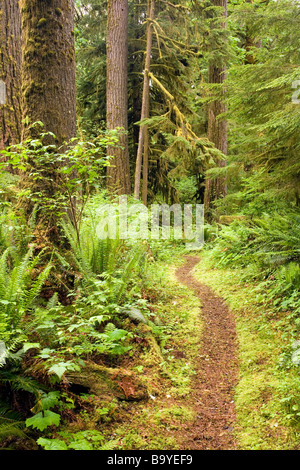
(0, 418, 26, 441)
(60, 215, 147, 305)
(0, 247, 52, 345)
(0, 368, 44, 395)
(60, 217, 123, 281)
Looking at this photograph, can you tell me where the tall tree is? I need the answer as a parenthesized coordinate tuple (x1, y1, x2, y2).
(20, 0, 77, 225)
(203, 0, 228, 220)
(134, 0, 155, 203)
(0, 0, 22, 149)
(20, 0, 76, 144)
(106, 0, 131, 195)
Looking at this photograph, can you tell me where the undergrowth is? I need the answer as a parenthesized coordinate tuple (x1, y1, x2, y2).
(197, 212, 300, 449)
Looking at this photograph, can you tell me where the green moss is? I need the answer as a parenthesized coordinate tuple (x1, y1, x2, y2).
(55, 8, 62, 16)
(37, 18, 47, 28)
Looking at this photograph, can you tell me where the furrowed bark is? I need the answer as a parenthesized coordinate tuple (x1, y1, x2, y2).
(0, 0, 22, 149)
(204, 0, 227, 220)
(106, 0, 131, 195)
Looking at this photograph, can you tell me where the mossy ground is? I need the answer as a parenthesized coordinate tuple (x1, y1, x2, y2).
(56, 252, 203, 450)
(101, 256, 202, 450)
(36, 246, 300, 450)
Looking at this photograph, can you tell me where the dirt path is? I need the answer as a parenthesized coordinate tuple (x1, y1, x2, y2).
(175, 256, 239, 450)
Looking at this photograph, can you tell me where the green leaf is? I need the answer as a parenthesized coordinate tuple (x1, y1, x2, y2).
(48, 363, 68, 380)
(26, 410, 60, 431)
(68, 440, 94, 450)
(23, 342, 40, 353)
(40, 391, 60, 410)
(37, 438, 68, 451)
(48, 361, 80, 380)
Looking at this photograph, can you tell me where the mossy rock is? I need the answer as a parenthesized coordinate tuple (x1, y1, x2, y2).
(67, 362, 148, 402)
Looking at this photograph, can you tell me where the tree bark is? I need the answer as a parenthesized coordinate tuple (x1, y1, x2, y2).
(106, 0, 131, 195)
(0, 0, 22, 149)
(19, 0, 77, 228)
(134, 0, 154, 201)
(204, 0, 227, 220)
(20, 0, 76, 144)
(141, 94, 150, 206)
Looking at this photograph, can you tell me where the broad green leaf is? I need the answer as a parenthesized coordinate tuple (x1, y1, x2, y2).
(37, 438, 68, 451)
(23, 342, 40, 353)
(26, 410, 60, 431)
(41, 391, 61, 410)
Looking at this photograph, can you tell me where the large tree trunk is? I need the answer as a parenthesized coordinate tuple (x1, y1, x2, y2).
(20, 0, 76, 228)
(0, 0, 22, 149)
(20, 0, 76, 144)
(106, 0, 130, 195)
(204, 0, 227, 221)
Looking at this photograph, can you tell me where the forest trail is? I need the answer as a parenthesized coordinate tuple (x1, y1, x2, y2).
(175, 256, 239, 450)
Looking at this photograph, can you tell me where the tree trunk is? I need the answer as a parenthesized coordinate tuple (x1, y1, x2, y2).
(106, 0, 131, 195)
(19, 0, 77, 228)
(141, 94, 150, 206)
(134, 0, 154, 201)
(204, 0, 227, 220)
(0, 0, 22, 149)
(20, 0, 76, 144)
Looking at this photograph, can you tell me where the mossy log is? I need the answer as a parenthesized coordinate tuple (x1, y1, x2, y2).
(66, 362, 149, 402)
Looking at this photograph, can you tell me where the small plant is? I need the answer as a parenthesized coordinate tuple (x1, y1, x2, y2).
(25, 391, 61, 432)
(37, 429, 107, 450)
(0, 126, 116, 228)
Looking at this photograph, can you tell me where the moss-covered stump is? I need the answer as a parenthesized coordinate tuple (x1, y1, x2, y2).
(67, 362, 149, 402)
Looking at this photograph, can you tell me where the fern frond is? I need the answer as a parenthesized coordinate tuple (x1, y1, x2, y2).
(0, 418, 26, 440)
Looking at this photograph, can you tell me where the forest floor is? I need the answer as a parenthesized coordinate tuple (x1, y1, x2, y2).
(20, 250, 298, 451)
(95, 251, 299, 451)
(92, 254, 241, 451)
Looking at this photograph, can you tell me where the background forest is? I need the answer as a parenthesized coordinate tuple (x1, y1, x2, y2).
(0, 0, 299, 451)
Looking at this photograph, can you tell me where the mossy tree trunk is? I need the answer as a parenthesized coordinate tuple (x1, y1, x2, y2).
(0, 0, 22, 149)
(20, 0, 76, 144)
(204, 0, 227, 221)
(106, 0, 131, 195)
(19, 0, 76, 227)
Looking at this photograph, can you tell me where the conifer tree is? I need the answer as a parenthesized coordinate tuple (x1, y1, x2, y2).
(0, 0, 22, 149)
(19, 0, 77, 225)
(20, 0, 76, 144)
(221, 0, 300, 213)
(106, 0, 131, 195)
(134, 0, 155, 202)
(203, 0, 228, 220)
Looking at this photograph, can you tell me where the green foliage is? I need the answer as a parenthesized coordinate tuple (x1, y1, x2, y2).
(59, 202, 148, 306)
(205, 211, 300, 357)
(0, 126, 116, 225)
(206, 211, 300, 272)
(26, 391, 61, 432)
(37, 429, 114, 450)
(219, 0, 300, 211)
(0, 247, 52, 348)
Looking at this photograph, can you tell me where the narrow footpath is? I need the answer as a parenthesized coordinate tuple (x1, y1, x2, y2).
(175, 256, 239, 450)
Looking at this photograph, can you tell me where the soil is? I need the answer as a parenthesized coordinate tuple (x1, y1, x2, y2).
(175, 256, 239, 450)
